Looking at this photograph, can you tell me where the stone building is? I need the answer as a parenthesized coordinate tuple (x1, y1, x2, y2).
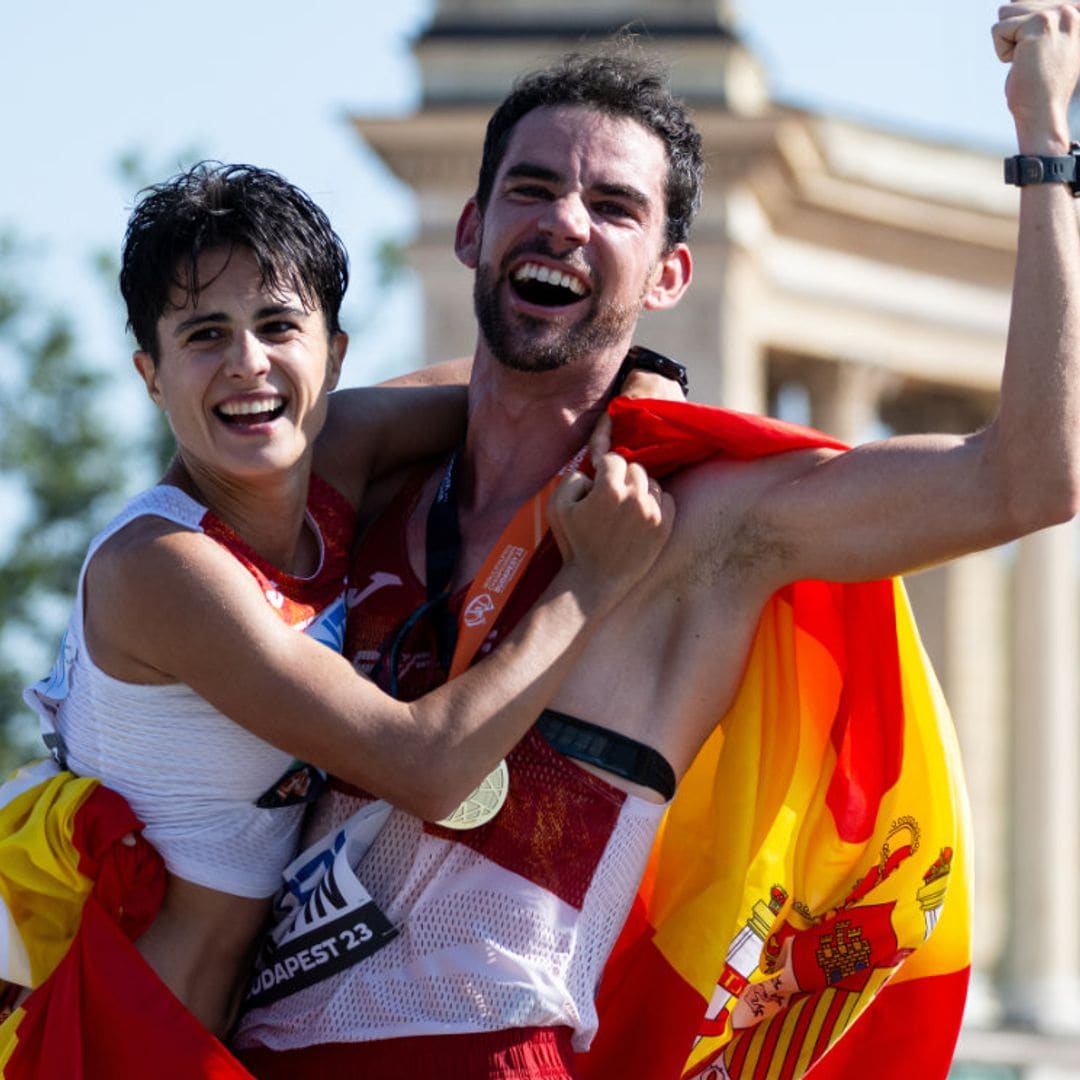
(349, 2, 1080, 1075)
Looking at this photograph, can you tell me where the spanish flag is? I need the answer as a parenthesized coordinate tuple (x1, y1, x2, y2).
(0, 760, 251, 1078)
(579, 398, 971, 1080)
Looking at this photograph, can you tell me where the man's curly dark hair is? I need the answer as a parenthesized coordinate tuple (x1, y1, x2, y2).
(475, 46, 704, 251)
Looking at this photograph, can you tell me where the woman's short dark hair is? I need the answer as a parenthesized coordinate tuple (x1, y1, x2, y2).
(475, 47, 704, 251)
(120, 162, 349, 358)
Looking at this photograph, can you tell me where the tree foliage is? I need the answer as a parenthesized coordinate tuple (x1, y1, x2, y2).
(0, 150, 201, 770)
(0, 234, 131, 770)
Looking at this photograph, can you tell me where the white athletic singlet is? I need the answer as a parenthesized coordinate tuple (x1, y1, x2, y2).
(23, 478, 353, 899)
(235, 749, 664, 1052)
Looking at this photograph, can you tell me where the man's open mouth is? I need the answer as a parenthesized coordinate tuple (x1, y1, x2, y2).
(215, 396, 287, 425)
(510, 261, 590, 307)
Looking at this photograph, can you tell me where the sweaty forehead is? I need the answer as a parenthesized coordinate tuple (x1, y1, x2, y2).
(499, 105, 668, 194)
(162, 246, 305, 318)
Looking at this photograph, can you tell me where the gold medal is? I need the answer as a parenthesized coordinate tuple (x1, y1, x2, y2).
(435, 759, 510, 830)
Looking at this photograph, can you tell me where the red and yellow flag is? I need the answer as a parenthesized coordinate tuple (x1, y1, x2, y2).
(0, 761, 251, 1078)
(0, 396, 971, 1078)
(579, 398, 971, 1080)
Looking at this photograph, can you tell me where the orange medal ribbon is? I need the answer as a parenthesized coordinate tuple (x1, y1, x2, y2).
(435, 448, 586, 829)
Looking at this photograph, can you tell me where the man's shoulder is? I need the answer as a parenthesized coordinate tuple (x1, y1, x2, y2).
(669, 443, 836, 505)
(608, 397, 846, 475)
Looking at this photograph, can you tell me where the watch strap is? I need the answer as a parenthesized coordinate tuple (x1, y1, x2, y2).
(617, 344, 689, 397)
(1004, 143, 1080, 195)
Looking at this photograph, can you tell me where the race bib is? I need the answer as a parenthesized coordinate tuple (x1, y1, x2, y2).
(245, 801, 396, 1008)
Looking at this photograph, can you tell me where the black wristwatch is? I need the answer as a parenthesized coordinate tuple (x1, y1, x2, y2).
(616, 345, 690, 397)
(1004, 142, 1080, 196)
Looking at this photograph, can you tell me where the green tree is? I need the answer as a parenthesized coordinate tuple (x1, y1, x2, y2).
(0, 234, 132, 771)
(0, 150, 203, 771)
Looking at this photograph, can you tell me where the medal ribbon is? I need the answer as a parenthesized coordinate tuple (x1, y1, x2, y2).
(443, 446, 587, 678)
(428, 444, 586, 829)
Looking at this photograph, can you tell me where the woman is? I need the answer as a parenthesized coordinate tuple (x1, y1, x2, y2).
(7, 164, 675, 1049)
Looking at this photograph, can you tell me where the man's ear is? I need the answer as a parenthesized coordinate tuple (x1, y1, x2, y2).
(326, 332, 347, 392)
(643, 244, 692, 311)
(133, 350, 164, 408)
(454, 199, 483, 269)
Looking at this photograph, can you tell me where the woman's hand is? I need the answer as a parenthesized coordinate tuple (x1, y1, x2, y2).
(590, 364, 687, 463)
(548, 451, 674, 617)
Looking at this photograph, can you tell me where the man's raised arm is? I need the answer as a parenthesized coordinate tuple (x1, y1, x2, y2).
(994, 1, 1080, 520)
(730, 2, 1080, 588)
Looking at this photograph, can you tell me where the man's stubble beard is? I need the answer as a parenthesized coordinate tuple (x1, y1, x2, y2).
(473, 262, 646, 374)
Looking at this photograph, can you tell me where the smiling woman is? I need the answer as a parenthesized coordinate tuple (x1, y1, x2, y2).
(0, 161, 674, 1073)
(131, 245, 345, 503)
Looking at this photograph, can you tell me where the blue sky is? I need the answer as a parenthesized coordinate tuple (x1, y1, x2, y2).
(0, 1, 1013, 385)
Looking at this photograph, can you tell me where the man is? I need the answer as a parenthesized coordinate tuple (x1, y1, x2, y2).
(236, 5, 1080, 1077)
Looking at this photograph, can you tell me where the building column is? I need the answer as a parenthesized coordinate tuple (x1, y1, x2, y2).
(803, 360, 889, 446)
(946, 552, 1010, 1028)
(413, 233, 476, 365)
(1004, 522, 1080, 1033)
(713, 245, 768, 413)
(651, 184, 774, 412)
(639, 228, 769, 411)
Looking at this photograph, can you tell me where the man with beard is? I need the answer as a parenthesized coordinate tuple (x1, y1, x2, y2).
(236, 6, 1080, 1077)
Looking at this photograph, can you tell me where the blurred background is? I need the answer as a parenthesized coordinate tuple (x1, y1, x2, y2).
(1, 2, 1076, 1075)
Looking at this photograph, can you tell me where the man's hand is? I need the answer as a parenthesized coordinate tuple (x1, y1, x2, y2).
(994, 2, 1080, 152)
(548, 452, 674, 617)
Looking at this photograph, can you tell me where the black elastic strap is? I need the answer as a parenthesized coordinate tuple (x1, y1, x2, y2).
(615, 344, 690, 397)
(372, 448, 465, 696)
(425, 446, 462, 599)
(536, 708, 676, 801)
(1004, 144, 1080, 195)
